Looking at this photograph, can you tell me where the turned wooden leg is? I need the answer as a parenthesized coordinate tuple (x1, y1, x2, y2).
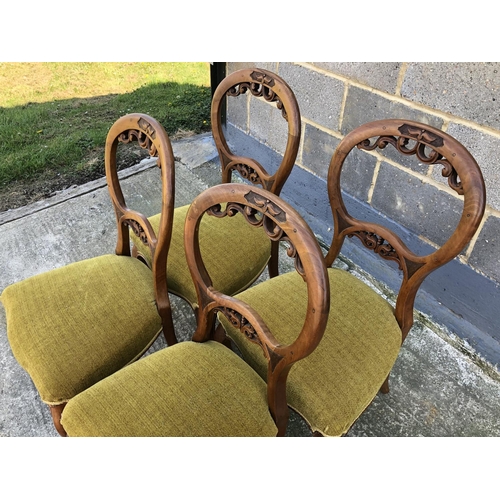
(380, 375, 390, 394)
(49, 403, 67, 437)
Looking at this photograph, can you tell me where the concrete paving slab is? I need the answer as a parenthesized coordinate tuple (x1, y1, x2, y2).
(1, 133, 499, 437)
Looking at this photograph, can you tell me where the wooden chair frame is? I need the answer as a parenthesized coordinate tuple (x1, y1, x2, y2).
(213, 118, 486, 437)
(327, 119, 486, 336)
(326, 119, 486, 391)
(106, 113, 177, 346)
(130, 69, 301, 274)
(7, 113, 177, 436)
(55, 113, 177, 432)
(184, 184, 329, 435)
(212, 68, 301, 195)
(211, 68, 301, 278)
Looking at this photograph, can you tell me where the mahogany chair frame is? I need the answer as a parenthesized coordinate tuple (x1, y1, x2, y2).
(184, 184, 329, 435)
(106, 113, 177, 346)
(326, 119, 486, 392)
(213, 118, 485, 437)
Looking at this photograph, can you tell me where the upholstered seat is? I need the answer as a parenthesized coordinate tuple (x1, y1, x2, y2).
(1, 114, 176, 435)
(130, 68, 301, 315)
(219, 268, 401, 436)
(59, 183, 329, 437)
(132, 204, 270, 306)
(61, 341, 278, 437)
(219, 118, 486, 437)
(2, 255, 161, 405)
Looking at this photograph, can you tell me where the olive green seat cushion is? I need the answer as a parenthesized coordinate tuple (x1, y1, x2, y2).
(61, 340, 278, 437)
(1, 254, 162, 405)
(219, 268, 402, 437)
(131, 204, 271, 306)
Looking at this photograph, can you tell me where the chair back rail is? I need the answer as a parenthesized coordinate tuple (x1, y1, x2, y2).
(211, 68, 301, 196)
(325, 119, 486, 338)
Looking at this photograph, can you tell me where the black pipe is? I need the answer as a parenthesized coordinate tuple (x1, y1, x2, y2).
(210, 62, 226, 126)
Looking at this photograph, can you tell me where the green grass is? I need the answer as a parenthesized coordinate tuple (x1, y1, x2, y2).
(0, 62, 212, 210)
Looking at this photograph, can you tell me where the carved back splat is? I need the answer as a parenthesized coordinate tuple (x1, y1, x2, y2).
(211, 68, 301, 196)
(184, 184, 329, 436)
(325, 119, 486, 338)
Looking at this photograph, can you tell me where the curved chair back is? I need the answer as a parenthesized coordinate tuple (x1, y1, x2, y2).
(211, 67, 301, 196)
(325, 119, 486, 339)
(184, 183, 330, 434)
(105, 113, 177, 344)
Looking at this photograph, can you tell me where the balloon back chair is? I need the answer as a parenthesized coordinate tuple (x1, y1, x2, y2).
(129, 68, 301, 331)
(219, 119, 486, 436)
(59, 183, 329, 437)
(1, 113, 176, 436)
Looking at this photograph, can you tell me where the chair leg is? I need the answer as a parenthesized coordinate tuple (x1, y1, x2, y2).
(159, 304, 178, 346)
(380, 375, 390, 394)
(214, 322, 233, 349)
(49, 403, 67, 437)
(268, 241, 280, 278)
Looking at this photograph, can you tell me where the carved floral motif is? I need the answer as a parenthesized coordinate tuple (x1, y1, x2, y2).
(231, 163, 262, 185)
(117, 117, 158, 158)
(440, 159, 463, 195)
(206, 190, 305, 277)
(348, 230, 402, 269)
(125, 219, 148, 244)
(226, 71, 288, 120)
(357, 123, 463, 194)
(244, 191, 287, 222)
(138, 117, 156, 139)
(215, 307, 262, 347)
(215, 306, 284, 371)
(398, 124, 443, 148)
(249, 70, 275, 87)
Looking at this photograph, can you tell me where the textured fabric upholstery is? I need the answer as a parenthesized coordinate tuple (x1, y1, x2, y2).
(131, 204, 271, 306)
(61, 340, 278, 437)
(219, 268, 402, 437)
(1, 254, 162, 405)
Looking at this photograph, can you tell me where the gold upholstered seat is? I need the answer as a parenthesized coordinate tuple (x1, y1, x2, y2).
(220, 268, 402, 436)
(61, 340, 278, 437)
(131, 204, 270, 307)
(3, 255, 162, 405)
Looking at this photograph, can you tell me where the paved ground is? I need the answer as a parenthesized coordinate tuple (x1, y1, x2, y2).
(1, 132, 500, 437)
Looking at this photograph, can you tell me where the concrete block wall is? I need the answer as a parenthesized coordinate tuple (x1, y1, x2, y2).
(224, 62, 500, 367)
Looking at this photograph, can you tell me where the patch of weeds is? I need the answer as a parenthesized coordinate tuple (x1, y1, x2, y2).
(0, 63, 211, 212)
